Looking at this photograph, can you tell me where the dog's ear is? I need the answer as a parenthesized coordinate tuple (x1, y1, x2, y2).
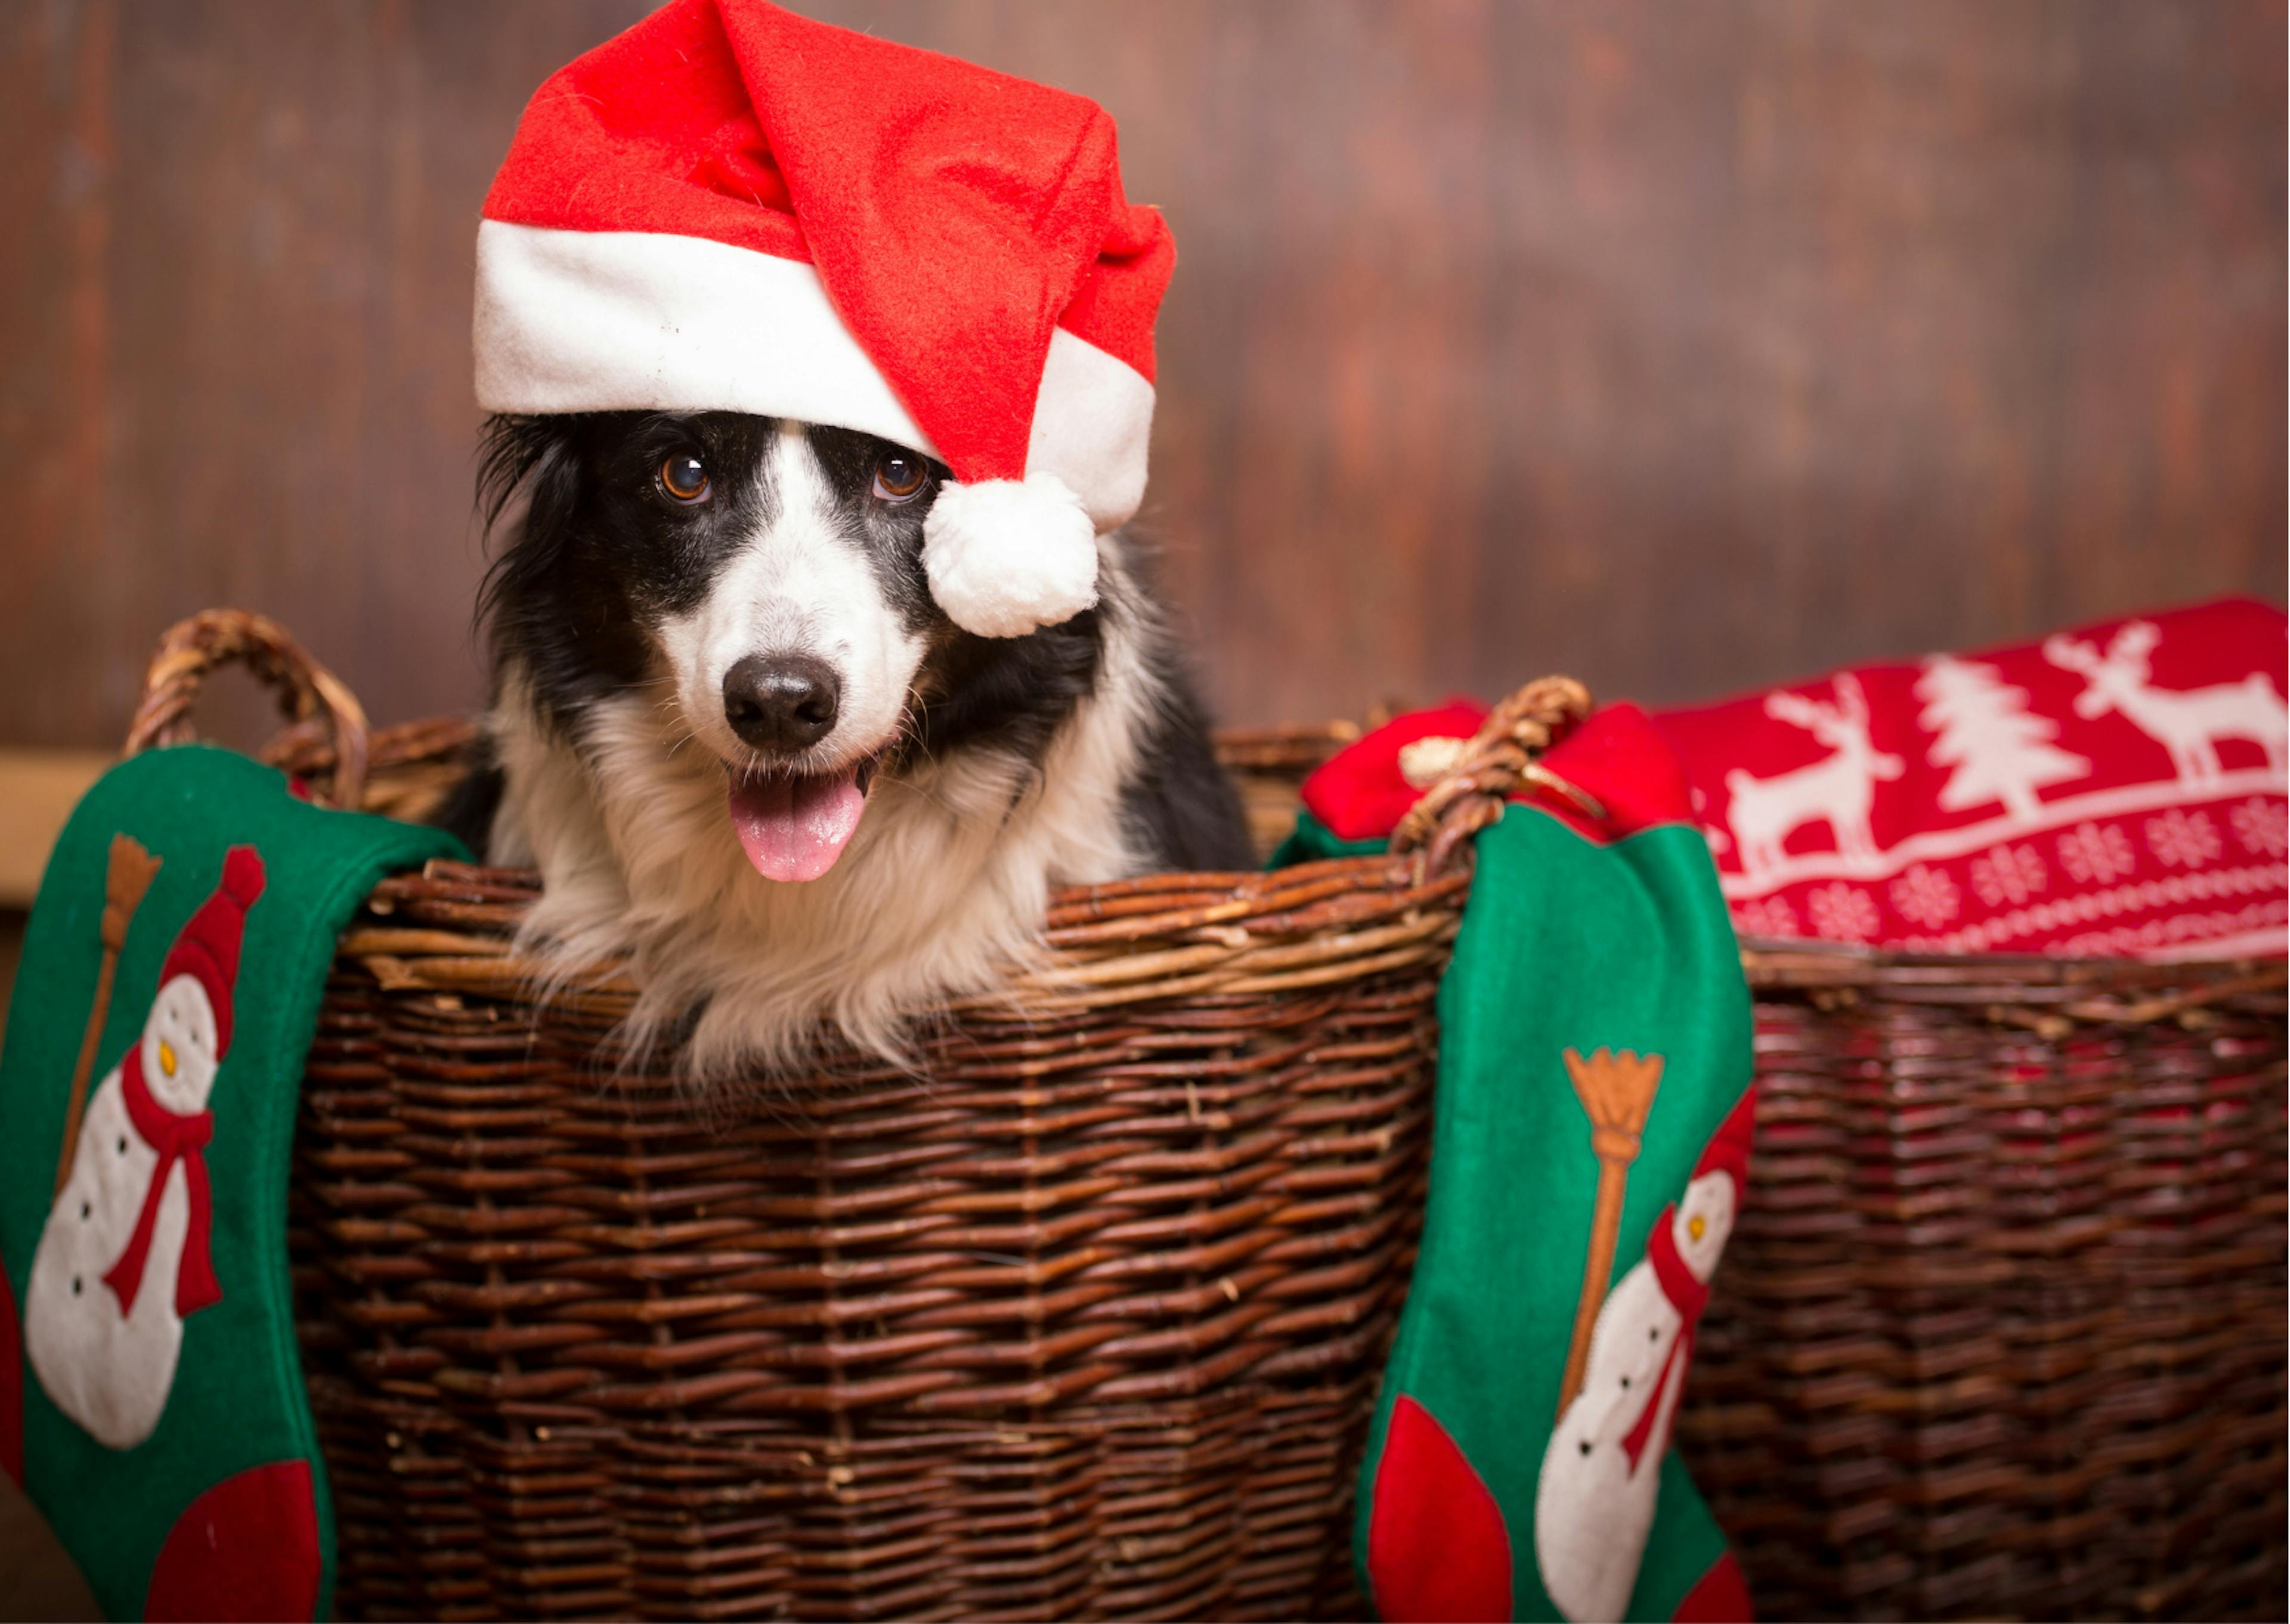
(475, 413, 577, 534)
(474, 414, 586, 646)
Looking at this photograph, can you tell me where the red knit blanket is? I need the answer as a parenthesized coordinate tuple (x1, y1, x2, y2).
(1653, 598, 2286, 959)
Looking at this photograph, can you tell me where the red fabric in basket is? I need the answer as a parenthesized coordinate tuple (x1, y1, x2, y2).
(1302, 700, 1490, 841)
(1652, 597, 2287, 959)
(1300, 701, 1698, 849)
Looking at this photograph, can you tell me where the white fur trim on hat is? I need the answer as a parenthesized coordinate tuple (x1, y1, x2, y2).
(475, 220, 1158, 533)
(1029, 332, 1153, 531)
(922, 473, 1100, 639)
(475, 221, 940, 454)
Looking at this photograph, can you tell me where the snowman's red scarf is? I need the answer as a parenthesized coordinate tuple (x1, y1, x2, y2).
(1619, 1204, 1713, 1476)
(101, 1045, 222, 1319)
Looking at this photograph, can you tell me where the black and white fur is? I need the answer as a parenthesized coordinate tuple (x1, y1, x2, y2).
(442, 411, 1250, 1078)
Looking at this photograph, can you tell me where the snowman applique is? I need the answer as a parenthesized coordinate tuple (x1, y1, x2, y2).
(24, 847, 264, 1450)
(1533, 1098, 1754, 1624)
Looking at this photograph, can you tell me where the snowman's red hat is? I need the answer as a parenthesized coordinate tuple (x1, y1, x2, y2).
(1692, 1090, 1757, 1185)
(159, 847, 265, 1059)
(474, 0, 1173, 639)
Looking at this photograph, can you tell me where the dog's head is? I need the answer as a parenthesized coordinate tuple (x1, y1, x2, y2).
(480, 411, 1041, 882)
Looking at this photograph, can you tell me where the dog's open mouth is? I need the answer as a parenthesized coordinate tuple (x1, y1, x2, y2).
(727, 758, 878, 883)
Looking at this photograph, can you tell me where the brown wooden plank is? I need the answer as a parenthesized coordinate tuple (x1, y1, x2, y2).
(0, 1, 2279, 749)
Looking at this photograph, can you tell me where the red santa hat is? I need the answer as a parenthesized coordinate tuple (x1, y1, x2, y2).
(474, 0, 1174, 639)
(157, 846, 265, 1059)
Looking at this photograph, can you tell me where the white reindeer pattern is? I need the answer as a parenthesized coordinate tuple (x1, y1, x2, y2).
(2044, 622, 2288, 784)
(1725, 673, 1905, 880)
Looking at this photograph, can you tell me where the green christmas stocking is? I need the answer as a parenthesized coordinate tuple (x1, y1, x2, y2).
(0, 746, 461, 1621)
(1280, 700, 1756, 1623)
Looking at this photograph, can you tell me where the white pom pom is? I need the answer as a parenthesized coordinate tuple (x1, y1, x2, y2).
(921, 472, 1101, 638)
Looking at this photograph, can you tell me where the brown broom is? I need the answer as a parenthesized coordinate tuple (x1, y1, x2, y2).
(1555, 1046, 1666, 1417)
(54, 833, 163, 1195)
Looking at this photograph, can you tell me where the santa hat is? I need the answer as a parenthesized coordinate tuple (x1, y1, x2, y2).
(158, 847, 265, 1059)
(474, 0, 1173, 639)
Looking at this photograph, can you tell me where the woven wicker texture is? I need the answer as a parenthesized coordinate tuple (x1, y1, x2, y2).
(125, 610, 2286, 1621)
(295, 857, 1443, 1620)
(1684, 948, 2287, 1622)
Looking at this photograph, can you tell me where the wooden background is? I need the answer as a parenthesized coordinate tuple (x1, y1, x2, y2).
(2, 0, 2282, 749)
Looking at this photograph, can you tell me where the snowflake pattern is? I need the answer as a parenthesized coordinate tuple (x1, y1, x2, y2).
(2227, 796, 2288, 859)
(1889, 863, 1960, 928)
(2144, 807, 2222, 869)
(1732, 895, 1800, 938)
(1969, 843, 2047, 907)
(1806, 882, 1880, 942)
(2057, 820, 2136, 885)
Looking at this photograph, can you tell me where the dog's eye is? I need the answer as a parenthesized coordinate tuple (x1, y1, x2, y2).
(658, 453, 711, 504)
(871, 453, 929, 503)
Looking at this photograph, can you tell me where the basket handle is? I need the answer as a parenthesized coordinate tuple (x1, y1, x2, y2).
(1390, 675, 1595, 875)
(123, 609, 371, 811)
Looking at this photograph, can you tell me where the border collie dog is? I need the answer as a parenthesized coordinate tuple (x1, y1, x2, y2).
(445, 411, 1251, 1078)
(452, 0, 1241, 1074)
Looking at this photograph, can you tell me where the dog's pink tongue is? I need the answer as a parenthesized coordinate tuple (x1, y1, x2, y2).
(728, 771, 865, 882)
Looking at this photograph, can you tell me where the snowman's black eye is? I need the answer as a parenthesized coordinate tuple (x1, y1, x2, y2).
(79, 1202, 89, 1220)
(1620, 1376, 1630, 1389)
(71, 1278, 82, 1296)
(1579, 1440, 1591, 1456)
(117, 1136, 127, 1155)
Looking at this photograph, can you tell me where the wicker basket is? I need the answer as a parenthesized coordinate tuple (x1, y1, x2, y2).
(124, 610, 2286, 1622)
(1689, 946, 2287, 1622)
(129, 612, 1584, 1623)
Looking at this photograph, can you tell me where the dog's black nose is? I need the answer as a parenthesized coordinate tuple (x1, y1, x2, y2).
(723, 655, 841, 752)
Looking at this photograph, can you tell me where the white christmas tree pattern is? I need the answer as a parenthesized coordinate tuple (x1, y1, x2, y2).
(1914, 656, 2091, 822)
(1806, 882, 1880, 941)
(2057, 821, 2137, 885)
(2144, 808, 2221, 869)
(2227, 797, 2286, 859)
(1889, 863, 1961, 929)
(1970, 844, 2047, 907)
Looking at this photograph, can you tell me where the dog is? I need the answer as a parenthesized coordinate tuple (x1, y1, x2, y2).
(438, 409, 1252, 1079)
